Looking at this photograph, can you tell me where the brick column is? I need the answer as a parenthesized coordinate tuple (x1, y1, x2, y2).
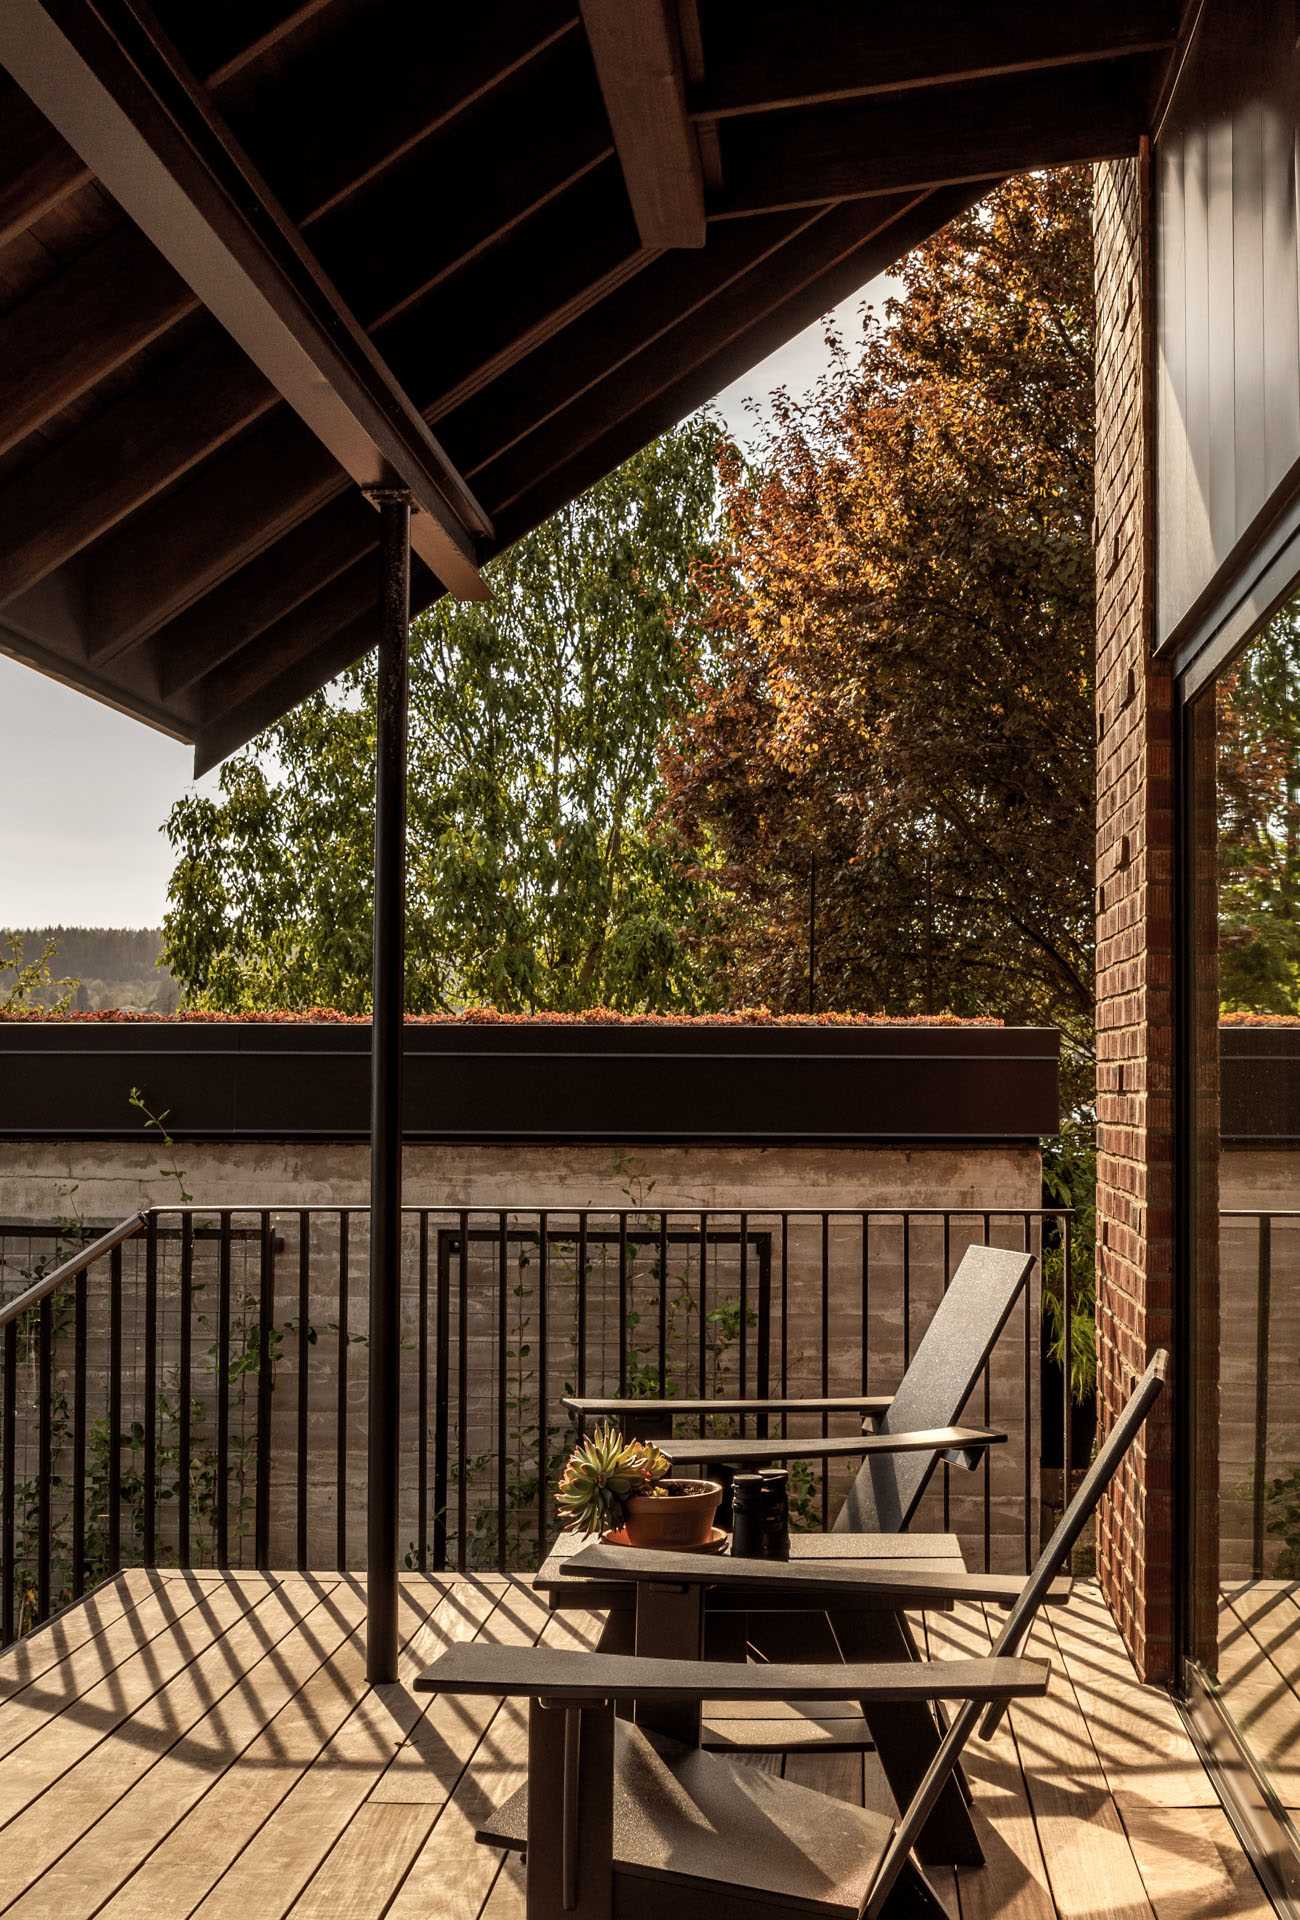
(1093, 150, 1176, 1684)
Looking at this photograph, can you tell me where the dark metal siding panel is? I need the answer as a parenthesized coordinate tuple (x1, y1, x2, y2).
(1220, 1027, 1300, 1141)
(0, 1023, 1060, 1142)
(1156, 0, 1300, 648)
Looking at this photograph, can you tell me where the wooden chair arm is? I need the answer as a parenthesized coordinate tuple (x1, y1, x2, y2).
(416, 1642, 1049, 1706)
(659, 1423, 1006, 1469)
(562, 1393, 895, 1423)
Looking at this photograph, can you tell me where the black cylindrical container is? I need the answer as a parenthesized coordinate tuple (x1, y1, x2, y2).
(730, 1474, 767, 1557)
(760, 1469, 791, 1561)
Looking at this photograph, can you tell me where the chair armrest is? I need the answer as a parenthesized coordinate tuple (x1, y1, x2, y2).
(415, 1642, 1049, 1707)
(557, 1542, 1071, 1610)
(563, 1394, 895, 1423)
(659, 1424, 1006, 1469)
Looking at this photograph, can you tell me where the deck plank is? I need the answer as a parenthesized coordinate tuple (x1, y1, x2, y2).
(926, 1602, 1056, 1920)
(383, 1603, 607, 1920)
(94, 1580, 372, 1918)
(0, 1576, 347, 1920)
(195, 1579, 498, 1918)
(0, 1573, 1264, 1920)
(0, 1573, 275, 1827)
(1008, 1608, 1155, 1918)
(0, 1569, 168, 1701)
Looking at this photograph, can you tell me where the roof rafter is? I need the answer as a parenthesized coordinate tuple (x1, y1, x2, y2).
(693, 0, 1179, 120)
(714, 63, 1146, 217)
(580, 0, 705, 247)
(0, 0, 489, 600)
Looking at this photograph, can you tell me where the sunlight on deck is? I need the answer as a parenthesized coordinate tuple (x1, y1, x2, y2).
(0, 1569, 1273, 1919)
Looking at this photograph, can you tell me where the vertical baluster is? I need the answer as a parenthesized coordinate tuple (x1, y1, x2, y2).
(2, 1320, 15, 1644)
(143, 1214, 158, 1565)
(576, 1213, 588, 1399)
(820, 1212, 830, 1525)
(537, 1213, 549, 1564)
(617, 1213, 628, 1397)
(497, 1212, 508, 1573)
(109, 1243, 123, 1571)
(697, 1212, 708, 1435)
(178, 1215, 193, 1567)
(433, 1223, 449, 1573)
(457, 1211, 469, 1572)
(417, 1212, 429, 1576)
(1061, 1212, 1072, 1511)
(297, 1211, 310, 1572)
(1253, 1213, 1274, 1578)
(37, 1295, 52, 1623)
(941, 1214, 952, 1532)
(756, 1230, 771, 1440)
(982, 1210, 992, 1572)
(1023, 1210, 1033, 1572)
(901, 1212, 911, 1370)
(738, 1213, 749, 1416)
(336, 1212, 349, 1569)
(255, 1211, 275, 1569)
(780, 1214, 789, 1438)
(72, 1265, 88, 1598)
(860, 1213, 870, 1394)
(656, 1213, 667, 1395)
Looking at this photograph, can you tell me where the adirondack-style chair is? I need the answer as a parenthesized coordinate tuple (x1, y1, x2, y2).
(417, 1349, 1168, 1920)
(563, 1239, 1036, 1530)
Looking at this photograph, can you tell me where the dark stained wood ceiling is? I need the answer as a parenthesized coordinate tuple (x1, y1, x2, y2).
(0, 0, 1179, 773)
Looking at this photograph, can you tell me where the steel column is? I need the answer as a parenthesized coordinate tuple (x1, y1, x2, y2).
(366, 486, 411, 1681)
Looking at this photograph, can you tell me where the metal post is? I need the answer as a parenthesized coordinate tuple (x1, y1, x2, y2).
(366, 485, 410, 1681)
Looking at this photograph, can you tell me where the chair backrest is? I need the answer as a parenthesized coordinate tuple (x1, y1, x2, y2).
(861, 1347, 1169, 1919)
(833, 1242, 1034, 1535)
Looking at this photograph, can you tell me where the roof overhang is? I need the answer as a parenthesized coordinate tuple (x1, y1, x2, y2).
(0, 1, 1178, 770)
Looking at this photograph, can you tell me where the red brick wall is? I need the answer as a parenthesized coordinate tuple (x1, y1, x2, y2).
(1093, 150, 1176, 1683)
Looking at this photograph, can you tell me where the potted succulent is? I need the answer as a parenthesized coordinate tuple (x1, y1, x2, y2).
(556, 1423, 722, 1547)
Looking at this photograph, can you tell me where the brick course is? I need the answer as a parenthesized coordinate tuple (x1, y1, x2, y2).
(1093, 151, 1176, 1682)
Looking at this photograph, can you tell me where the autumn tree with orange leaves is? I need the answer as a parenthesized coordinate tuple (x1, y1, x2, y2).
(666, 170, 1095, 1092)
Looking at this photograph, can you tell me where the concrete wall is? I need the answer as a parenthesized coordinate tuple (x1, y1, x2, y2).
(0, 1138, 1042, 1580)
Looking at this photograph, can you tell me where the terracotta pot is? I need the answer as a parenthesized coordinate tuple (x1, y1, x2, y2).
(622, 1479, 722, 1548)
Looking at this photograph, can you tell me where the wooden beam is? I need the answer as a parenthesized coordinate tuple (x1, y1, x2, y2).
(472, 195, 942, 513)
(62, 171, 641, 659)
(0, 162, 636, 616)
(0, 79, 90, 249)
(489, 183, 991, 548)
(0, 329, 274, 605)
(83, 416, 341, 659)
(152, 496, 378, 699)
(192, 605, 381, 777)
(442, 206, 831, 469)
(580, 0, 705, 247)
(193, 187, 982, 770)
(0, 225, 194, 458)
(0, 0, 489, 599)
(715, 64, 1147, 216)
(194, 558, 379, 720)
(694, 1, 1179, 119)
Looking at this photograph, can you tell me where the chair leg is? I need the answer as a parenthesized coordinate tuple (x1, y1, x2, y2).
(526, 1699, 614, 1919)
(829, 1607, 983, 1869)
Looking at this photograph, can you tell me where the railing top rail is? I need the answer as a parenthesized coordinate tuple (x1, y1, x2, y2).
(1220, 1208, 1300, 1217)
(133, 1203, 1075, 1219)
(0, 1210, 147, 1329)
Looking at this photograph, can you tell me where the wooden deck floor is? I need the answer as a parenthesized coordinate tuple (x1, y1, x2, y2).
(0, 1568, 1274, 1920)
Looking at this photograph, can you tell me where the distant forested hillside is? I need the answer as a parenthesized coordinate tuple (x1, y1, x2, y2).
(10, 927, 180, 1012)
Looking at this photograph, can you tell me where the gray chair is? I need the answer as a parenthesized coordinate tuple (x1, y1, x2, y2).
(419, 1349, 1168, 1920)
(564, 1240, 1036, 1532)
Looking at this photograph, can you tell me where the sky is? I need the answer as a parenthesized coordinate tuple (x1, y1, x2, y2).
(0, 278, 894, 932)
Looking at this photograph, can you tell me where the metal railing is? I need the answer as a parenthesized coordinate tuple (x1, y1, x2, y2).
(0, 1201, 1071, 1647)
(1220, 1208, 1300, 1577)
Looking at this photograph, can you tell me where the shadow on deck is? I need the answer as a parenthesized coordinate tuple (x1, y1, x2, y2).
(0, 1569, 1272, 1919)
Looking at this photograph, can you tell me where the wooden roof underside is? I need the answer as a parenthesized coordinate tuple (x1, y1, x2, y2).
(0, 1, 1178, 774)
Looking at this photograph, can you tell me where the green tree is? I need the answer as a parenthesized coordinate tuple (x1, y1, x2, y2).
(665, 170, 1095, 1097)
(162, 420, 727, 1013)
(1217, 607, 1300, 1013)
